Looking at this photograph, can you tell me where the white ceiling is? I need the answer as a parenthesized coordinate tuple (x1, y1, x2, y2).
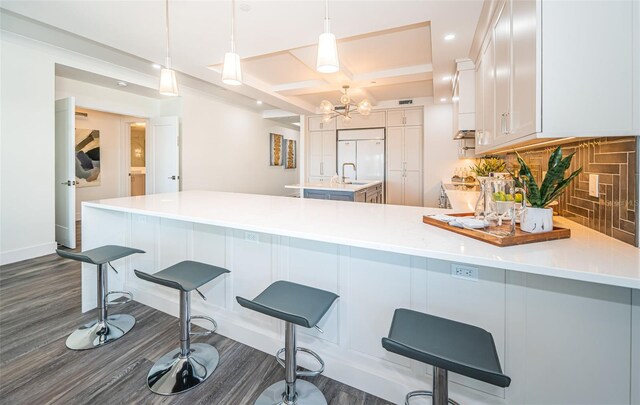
(1, 0, 483, 113)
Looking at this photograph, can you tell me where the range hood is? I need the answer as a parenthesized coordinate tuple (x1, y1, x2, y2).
(452, 59, 475, 140)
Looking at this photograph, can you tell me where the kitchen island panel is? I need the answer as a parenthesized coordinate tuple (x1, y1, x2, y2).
(80, 197, 639, 405)
(426, 259, 507, 398)
(507, 274, 631, 404)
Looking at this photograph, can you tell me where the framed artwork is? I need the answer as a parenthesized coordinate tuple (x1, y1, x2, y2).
(75, 128, 101, 187)
(270, 133, 283, 166)
(285, 139, 296, 169)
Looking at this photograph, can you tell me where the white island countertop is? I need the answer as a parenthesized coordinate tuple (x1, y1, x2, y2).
(83, 190, 640, 289)
(285, 180, 382, 192)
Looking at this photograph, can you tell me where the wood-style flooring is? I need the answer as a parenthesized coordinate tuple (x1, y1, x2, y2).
(0, 224, 392, 404)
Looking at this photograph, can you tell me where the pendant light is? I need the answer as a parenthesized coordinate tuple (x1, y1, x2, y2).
(222, 0, 242, 85)
(159, 0, 179, 96)
(316, 0, 339, 73)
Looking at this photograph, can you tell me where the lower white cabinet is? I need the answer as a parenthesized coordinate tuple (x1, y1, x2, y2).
(386, 126, 422, 206)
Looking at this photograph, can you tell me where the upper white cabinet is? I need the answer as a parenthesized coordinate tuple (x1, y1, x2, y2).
(308, 116, 336, 131)
(452, 64, 476, 139)
(474, 0, 639, 154)
(337, 111, 386, 129)
(387, 108, 423, 127)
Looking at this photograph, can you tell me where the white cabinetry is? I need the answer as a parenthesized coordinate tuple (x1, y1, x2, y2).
(474, 0, 638, 154)
(387, 108, 423, 127)
(308, 130, 336, 180)
(336, 111, 386, 129)
(308, 116, 336, 131)
(386, 126, 422, 206)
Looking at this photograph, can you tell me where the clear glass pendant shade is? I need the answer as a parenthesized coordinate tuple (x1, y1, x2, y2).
(159, 68, 179, 96)
(319, 100, 334, 114)
(222, 52, 242, 85)
(357, 99, 372, 115)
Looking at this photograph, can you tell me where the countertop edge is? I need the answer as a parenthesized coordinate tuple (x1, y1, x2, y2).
(82, 200, 640, 290)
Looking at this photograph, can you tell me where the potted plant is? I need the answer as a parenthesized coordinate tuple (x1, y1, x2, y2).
(511, 146, 582, 233)
(470, 157, 507, 181)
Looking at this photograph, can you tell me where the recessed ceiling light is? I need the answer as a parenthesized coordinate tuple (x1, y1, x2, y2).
(152, 63, 162, 69)
(442, 75, 451, 82)
(256, 100, 263, 105)
(117, 81, 127, 87)
(444, 33, 456, 41)
(440, 98, 447, 102)
(452, 96, 460, 102)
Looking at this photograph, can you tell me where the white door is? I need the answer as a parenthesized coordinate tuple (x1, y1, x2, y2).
(403, 108, 423, 126)
(357, 139, 384, 181)
(386, 127, 403, 171)
(309, 131, 323, 177)
(148, 116, 180, 194)
(386, 110, 405, 127)
(493, 0, 511, 143)
(321, 130, 337, 177)
(386, 170, 403, 205)
(404, 171, 422, 207)
(55, 97, 76, 249)
(404, 127, 422, 171)
(337, 141, 356, 180)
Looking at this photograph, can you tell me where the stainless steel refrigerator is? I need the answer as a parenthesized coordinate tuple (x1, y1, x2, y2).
(337, 128, 385, 182)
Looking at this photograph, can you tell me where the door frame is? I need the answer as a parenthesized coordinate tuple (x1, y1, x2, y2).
(121, 119, 149, 197)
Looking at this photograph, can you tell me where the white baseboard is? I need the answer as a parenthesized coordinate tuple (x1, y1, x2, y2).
(0, 242, 57, 266)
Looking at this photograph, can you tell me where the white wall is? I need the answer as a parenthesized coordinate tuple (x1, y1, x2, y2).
(423, 101, 475, 207)
(0, 33, 299, 264)
(0, 38, 56, 264)
(178, 87, 300, 196)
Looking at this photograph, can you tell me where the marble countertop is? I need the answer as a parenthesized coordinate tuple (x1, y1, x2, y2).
(83, 190, 640, 289)
(285, 180, 382, 192)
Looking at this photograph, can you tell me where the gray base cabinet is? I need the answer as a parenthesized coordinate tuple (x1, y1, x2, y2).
(304, 183, 383, 203)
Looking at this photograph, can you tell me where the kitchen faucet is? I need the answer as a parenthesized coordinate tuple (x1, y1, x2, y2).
(342, 162, 357, 183)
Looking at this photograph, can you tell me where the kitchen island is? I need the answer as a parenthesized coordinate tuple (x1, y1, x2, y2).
(80, 190, 640, 405)
(285, 180, 383, 203)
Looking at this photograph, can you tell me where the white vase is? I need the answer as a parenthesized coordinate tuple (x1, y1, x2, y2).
(520, 207, 554, 233)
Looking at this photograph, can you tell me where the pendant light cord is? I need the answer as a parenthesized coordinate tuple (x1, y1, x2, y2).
(230, 0, 236, 53)
(165, 0, 171, 68)
(323, 0, 330, 33)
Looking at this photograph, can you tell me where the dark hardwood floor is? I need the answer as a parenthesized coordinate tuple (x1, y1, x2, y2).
(0, 224, 392, 404)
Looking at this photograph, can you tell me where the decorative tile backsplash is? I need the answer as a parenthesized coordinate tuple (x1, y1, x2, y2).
(504, 137, 638, 246)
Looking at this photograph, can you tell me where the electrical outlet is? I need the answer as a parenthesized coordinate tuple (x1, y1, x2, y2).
(245, 231, 259, 243)
(589, 174, 599, 198)
(451, 264, 478, 281)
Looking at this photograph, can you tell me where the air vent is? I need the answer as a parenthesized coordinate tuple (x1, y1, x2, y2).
(399, 99, 413, 105)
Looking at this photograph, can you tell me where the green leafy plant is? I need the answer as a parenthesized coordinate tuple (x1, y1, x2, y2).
(470, 157, 506, 177)
(511, 146, 582, 208)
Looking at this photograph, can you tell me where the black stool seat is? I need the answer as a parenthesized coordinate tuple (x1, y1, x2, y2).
(134, 260, 229, 292)
(57, 245, 145, 264)
(236, 280, 338, 328)
(382, 308, 511, 388)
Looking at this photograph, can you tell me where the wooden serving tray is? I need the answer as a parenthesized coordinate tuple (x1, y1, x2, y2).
(422, 213, 571, 247)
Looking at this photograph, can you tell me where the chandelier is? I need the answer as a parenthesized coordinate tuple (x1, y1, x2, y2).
(319, 85, 372, 122)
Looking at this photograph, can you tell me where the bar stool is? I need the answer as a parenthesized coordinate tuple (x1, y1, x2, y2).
(56, 245, 144, 350)
(237, 280, 338, 405)
(382, 309, 511, 405)
(134, 260, 230, 395)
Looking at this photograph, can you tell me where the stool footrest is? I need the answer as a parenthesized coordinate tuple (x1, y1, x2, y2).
(276, 346, 325, 377)
(106, 290, 133, 306)
(405, 390, 459, 405)
(190, 315, 217, 336)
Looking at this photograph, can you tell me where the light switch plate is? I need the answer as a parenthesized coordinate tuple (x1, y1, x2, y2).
(589, 174, 599, 198)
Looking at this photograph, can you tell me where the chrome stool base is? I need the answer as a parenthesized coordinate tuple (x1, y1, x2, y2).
(147, 343, 220, 396)
(405, 390, 459, 405)
(254, 380, 327, 405)
(66, 314, 135, 350)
